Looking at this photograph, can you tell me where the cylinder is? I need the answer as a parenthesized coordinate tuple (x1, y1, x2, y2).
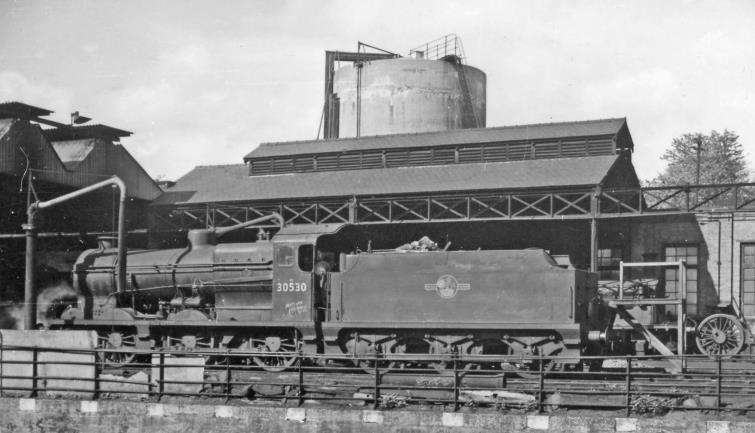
(334, 57, 486, 137)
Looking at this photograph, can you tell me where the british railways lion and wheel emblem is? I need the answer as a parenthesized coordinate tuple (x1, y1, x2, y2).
(424, 275, 471, 299)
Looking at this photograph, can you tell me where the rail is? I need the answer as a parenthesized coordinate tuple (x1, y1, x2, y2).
(1, 344, 754, 415)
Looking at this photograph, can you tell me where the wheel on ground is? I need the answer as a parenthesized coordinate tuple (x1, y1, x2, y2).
(696, 313, 745, 357)
(94, 308, 138, 367)
(465, 339, 515, 372)
(344, 335, 396, 373)
(252, 336, 299, 372)
(98, 329, 137, 367)
(503, 344, 565, 379)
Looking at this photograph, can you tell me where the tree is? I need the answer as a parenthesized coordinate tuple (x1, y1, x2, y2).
(650, 130, 750, 186)
(646, 130, 752, 210)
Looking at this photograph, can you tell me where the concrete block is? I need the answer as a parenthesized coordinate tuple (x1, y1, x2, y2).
(362, 410, 383, 424)
(18, 398, 36, 411)
(527, 415, 549, 430)
(285, 407, 306, 423)
(80, 400, 98, 413)
(730, 421, 755, 433)
(708, 421, 731, 433)
(147, 403, 164, 417)
(500, 415, 528, 431)
(442, 412, 464, 427)
(215, 405, 234, 418)
(99, 372, 150, 399)
(616, 417, 638, 432)
(1, 330, 97, 398)
(151, 354, 205, 395)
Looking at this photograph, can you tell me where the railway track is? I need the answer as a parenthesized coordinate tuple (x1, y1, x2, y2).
(95, 353, 755, 414)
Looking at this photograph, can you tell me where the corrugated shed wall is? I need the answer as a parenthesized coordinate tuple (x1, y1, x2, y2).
(0, 118, 160, 201)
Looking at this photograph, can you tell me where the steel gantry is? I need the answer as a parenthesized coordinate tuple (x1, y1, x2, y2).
(151, 182, 755, 230)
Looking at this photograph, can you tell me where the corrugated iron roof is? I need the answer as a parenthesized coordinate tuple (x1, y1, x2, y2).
(42, 124, 132, 141)
(156, 155, 622, 205)
(0, 118, 161, 201)
(0, 101, 54, 119)
(245, 118, 628, 160)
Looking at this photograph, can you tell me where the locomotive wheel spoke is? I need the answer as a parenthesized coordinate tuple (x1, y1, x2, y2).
(252, 339, 298, 372)
(696, 314, 745, 357)
(98, 330, 137, 368)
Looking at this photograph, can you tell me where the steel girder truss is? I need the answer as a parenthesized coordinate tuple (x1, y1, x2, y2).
(152, 183, 755, 230)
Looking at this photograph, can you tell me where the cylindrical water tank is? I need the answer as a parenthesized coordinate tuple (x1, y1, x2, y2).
(333, 57, 486, 137)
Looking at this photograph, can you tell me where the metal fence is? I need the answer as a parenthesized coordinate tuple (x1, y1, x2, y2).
(1, 345, 754, 415)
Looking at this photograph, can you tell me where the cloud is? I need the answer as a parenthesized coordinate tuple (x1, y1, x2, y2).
(0, 71, 73, 114)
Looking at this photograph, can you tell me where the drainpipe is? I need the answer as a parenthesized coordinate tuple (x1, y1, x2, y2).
(731, 212, 736, 314)
(23, 176, 127, 329)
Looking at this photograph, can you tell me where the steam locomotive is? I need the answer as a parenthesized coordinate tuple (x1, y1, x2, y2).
(50, 213, 746, 372)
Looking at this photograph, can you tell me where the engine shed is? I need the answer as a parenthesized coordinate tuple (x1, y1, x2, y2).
(0, 102, 162, 303)
(152, 116, 755, 330)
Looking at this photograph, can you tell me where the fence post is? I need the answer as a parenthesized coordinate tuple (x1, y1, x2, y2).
(453, 353, 459, 411)
(225, 353, 231, 403)
(30, 346, 38, 398)
(297, 349, 304, 407)
(625, 357, 632, 416)
(537, 352, 544, 413)
(0, 332, 4, 397)
(158, 352, 165, 402)
(93, 346, 99, 400)
(373, 356, 380, 410)
(716, 355, 722, 415)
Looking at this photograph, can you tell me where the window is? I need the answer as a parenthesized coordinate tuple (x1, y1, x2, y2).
(598, 248, 622, 280)
(664, 244, 699, 316)
(276, 245, 295, 267)
(298, 244, 314, 272)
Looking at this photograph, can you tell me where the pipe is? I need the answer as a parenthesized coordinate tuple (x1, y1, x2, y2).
(214, 212, 284, 238)
(731, 212, 736, 314)
(23, 176, 127, 329)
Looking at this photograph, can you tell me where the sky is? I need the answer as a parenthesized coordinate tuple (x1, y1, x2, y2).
(1, 0, 754, 182)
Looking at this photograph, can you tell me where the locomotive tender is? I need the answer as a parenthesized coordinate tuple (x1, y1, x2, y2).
(54, 213, 721, 372)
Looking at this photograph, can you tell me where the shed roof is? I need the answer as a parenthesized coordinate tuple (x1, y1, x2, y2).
(0, 118, 161, 200)
(0, 101, 53, 119)
(43, 124, 132, 141)
(156, 154, 625, 206)
(245, 117, 630, 160)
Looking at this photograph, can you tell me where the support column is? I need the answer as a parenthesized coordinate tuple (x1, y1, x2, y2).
(22, 219, 37, 330)
(348, 197, 357, 223)
(590, 218, 598, 273)
(590, 186, 601, 273)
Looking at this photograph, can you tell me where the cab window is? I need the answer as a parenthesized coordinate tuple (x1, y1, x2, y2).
(276, 245, 295, 267)
(299, 244, 314, 272)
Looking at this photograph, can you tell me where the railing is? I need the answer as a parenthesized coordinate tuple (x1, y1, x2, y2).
(2, 344, 755, 415)
(409, 34, 466, 62)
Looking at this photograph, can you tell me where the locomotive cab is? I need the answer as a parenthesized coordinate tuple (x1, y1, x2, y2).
(271, 224, 366, 324)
